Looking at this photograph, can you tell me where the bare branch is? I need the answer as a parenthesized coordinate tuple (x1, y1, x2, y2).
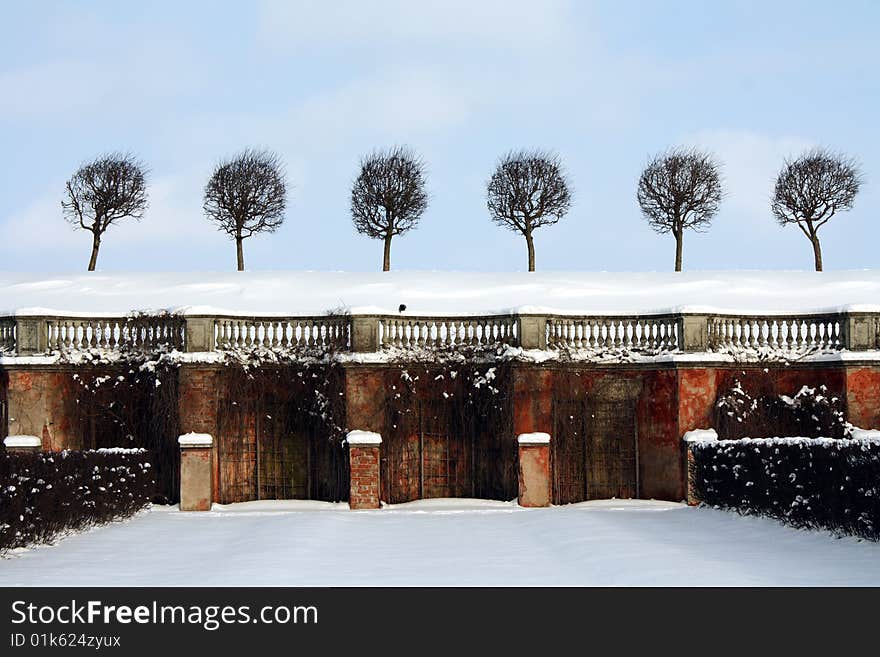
(486, 149, 572, 271)
(771, 148, 861, 229)
(350, 146, 429, 270)
(61, 152, 149, 270)
(636, 147, 723, 271)
(771, 148, 861, 271)
(203, 148, 288, 270)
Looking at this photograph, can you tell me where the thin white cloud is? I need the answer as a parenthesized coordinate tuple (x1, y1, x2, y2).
(688, 129, 816, 223)
(259, 0, 575, 51)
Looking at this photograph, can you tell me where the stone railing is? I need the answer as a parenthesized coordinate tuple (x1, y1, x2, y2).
(546, 314, 679, 351)
(377, 315, 517, 350)
(212, 315, 350, 351)
(45, 316, 186, 352)
(1, 310, 878, 356)
(0, 318, 14, 352)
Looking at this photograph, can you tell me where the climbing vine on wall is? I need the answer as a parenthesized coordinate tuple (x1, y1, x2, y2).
(382, 348, 516, 502)
(64, 349, 181, 503)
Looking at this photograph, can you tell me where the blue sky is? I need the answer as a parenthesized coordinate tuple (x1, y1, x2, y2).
(0, 1, 877, 272)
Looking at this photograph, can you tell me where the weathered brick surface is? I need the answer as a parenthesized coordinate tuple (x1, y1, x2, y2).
(0, 360, 873, 508)
(349, 445, 381, 509)
(845, 366, 880, 430)
(4, 369, 78, 451)
(518, 443, 550, 507)
(180, 446, 213, 511)
(177, 366, 221, 502)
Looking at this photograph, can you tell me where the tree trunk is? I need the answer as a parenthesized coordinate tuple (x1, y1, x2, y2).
(383, 235, 392, 272)
(674, 231, 683, 272)
(811, 235, 823, 272)
(87, 233, 101, 271)
(525, 232, 535, 272)
(236, 235, 245, 271)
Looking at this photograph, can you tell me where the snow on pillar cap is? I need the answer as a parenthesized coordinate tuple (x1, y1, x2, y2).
(518, 432, 551, 445)
(347, 430, 382, 446)
(851, 428, 880, 441)
(4, 435, 41, 448)
(178, 432, 213, 447)
(683, 429, 718, 443)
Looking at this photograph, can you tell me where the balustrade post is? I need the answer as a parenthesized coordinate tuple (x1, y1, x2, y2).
(184, 316, 216, 352)
(14, 316, 48, 356)
(843, 311, 875, 351)
(677, 314, 710, 352)
(517, 314, 546, 350)
(351, 315, 380, 352)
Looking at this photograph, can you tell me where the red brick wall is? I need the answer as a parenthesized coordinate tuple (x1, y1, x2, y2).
(846, 366, 880, 430)
(5, 369, 78, 451)
(345, 368, 387, 432)
(349, 445, 381, 509)
(177, 366, 220, 502)
(1, 360, 872, 507)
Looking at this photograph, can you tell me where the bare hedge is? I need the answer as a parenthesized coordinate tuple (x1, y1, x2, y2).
(0, 448, 154, 552)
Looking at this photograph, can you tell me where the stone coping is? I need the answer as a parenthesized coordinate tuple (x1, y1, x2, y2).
(517, 432, 551, 445)
(347, 430, 382, 446)
(178, 432, 213, 447)
(4, 435, 41, 448)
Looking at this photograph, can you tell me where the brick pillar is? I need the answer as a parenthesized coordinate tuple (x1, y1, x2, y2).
(682, 429, 716, 506)
(3, 435, 41, 454)
(517, 433, 551, 507)
(347, 430, 381, 510)
(178, 433, 213, 511)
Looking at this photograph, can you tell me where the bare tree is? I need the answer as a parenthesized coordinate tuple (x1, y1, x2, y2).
(203, 149, 287, 271)
(61, 153, 148, 271)
(771, 148, 862, 271)
(350, 146, 428, 271)
(486, 150, 572, 272)
(637, 147, 723, 272)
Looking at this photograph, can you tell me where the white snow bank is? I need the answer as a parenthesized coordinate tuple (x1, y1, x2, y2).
(2, 270, 880, 317)
(3, 500, 880, 586)
(851, 428, 880, 441)
(683, 429, 718, 443)
(205, 500, 350, 513)
(3, 435, 41, 448)
(346, 430, 382, 445)
(177, 433, 213, 447)
(518, 432, 551, 445)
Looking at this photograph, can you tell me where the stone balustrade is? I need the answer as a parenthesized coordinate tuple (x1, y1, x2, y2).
(1, 310, 877, 356)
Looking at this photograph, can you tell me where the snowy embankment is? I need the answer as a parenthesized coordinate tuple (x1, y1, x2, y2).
(2, 500, 879, 586)
(2, 270, 880, 317)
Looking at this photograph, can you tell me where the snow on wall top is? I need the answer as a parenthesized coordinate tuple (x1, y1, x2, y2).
(518, 432, 551, 445)
(1, 270, 880, 317)
(3, 435, 42, 448)
(346, 430, 382, 445)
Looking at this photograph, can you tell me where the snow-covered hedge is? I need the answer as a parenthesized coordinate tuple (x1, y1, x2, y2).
(691, 436, 880, 540)
(0, 448, 154, 552)
(715, 382, 849, 440)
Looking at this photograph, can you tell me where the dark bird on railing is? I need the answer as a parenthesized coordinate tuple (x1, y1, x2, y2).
(398, 304, 407, 313)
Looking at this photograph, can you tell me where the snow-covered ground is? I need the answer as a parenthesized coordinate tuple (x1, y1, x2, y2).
(2, 499, 879, 586)
(2, 270, 880, 317)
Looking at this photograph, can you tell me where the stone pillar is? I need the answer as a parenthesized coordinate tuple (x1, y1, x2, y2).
(347, 430, 382, 510)
(678, 314, 710, 352)
(14, 317, 47, 356)
(682, 429, 717, 506)
(350, 316, 380, 352)
(184, 316, 216, 352)
(178, 433, 213, 511)
(3, 435, 42, 454)
(517, 315, 547, 350)
(843, 312, 877, 351)
(517, 432, 551, 508)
